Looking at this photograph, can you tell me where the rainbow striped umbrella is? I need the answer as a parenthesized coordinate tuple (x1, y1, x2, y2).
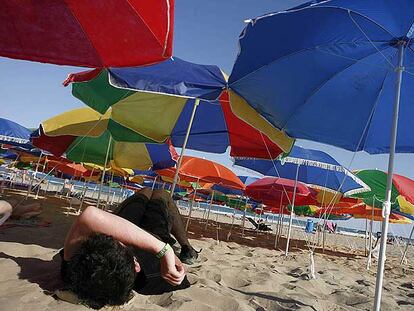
(31, 107, 177, 171)
(63, 57, 293, 159)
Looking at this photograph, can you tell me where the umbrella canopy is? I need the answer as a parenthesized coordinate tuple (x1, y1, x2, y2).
(351, 169, 414, 220)
(45, 160, 92, 178)
(228, 0, 414, 154)
(317, 203, 412, 224)
(234, 146, 370, 195)
(228, 1, 414, 304)
(244, 176, 315, 207)
(0, 118, 32, 148)
(31, 107, 177, 171)
(212, 175, 259, 196)
(156, 156, 245, 190)
(1, 0, 174, 67)
(64, 57, 293, 158)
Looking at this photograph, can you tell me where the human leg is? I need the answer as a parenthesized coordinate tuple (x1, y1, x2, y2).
(116, 188, 153, 225)
(154, 190, 200, 264)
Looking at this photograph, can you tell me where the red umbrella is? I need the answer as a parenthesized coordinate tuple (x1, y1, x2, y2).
(156, 156, 245, 190)
(244, 177, 316, 206)
(1, 0, 174, 67)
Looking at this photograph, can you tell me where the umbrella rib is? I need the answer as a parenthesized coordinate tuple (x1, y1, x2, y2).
(347, 11, 395, 69)
(280, 45, 395, 131)
(126, 0, 170, 54)
(68, 7, 104, 67)
(230, 40, 387, 87)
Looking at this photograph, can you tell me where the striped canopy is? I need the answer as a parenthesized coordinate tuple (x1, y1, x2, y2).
(31, 107, 177, 171)
(64, 57, 293, 159)
(0, 118, 32, 149)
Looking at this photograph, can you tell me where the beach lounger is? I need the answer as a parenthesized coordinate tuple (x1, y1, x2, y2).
(246, 217, 272, 232)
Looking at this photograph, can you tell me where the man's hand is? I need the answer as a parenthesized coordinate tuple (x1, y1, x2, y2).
(160, 248, 185, 286)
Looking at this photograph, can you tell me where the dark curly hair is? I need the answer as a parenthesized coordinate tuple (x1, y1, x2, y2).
(67, 234, 136, 309)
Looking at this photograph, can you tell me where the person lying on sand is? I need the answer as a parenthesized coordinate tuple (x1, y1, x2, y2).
(61, 188, 199, 309)
(0, 199, 42, 226)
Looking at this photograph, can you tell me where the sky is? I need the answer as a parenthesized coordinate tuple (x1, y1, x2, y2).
(1, 0, 412, 180)
(1, 0, 413, 236)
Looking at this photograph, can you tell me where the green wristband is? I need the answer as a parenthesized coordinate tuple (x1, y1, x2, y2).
(155, 243, 171, 259)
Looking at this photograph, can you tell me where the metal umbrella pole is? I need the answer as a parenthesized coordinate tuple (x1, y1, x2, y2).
(367, 198, 376, 270)
(241, 207, 247, 237)
(185, 178, 199, 231)
(204, 190, 215, 230)
(374, 42, 405, 311)
(170, 99, 200, 196)
(285, 164, 300, 256)
(78, 167, 95, 213)
(400, 224, 414, 265)
(26, 150, 43, 199)
(96, 136, 112, 208)
(35, 159, 47, 199)
(151, 175, 158, 190)
(275, 194, 283, 248)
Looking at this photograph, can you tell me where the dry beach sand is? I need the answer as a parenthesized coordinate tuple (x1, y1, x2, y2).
(0, 189, 413, 311)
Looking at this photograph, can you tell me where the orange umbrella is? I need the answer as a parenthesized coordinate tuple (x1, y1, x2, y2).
(46, 160, 92, 178)
(156, 156, 245, 190)
(318, 203, 411, 224)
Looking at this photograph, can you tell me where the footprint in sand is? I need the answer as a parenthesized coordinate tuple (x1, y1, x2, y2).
(355, 279, 371, 287)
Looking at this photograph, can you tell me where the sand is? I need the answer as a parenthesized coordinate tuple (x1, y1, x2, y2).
(0, 189, 413, 311)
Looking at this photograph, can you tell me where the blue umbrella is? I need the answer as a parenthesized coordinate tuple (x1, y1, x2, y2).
(234, 146, 369, 196)
(67, 57, 291, 194)
(212, 175, 258, 195)
(234, 145, 369, 256)
(0, 118, 32, 149)
(229, 1, 414, 308)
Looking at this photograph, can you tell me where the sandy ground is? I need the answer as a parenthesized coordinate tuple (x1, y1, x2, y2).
(0, 189, 413, 311)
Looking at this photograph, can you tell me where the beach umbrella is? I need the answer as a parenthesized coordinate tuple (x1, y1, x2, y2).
(244, 177, 315, 207)
(351, 170, 414, 221)
(0, 0, 174, 67)
(63, 57, 294, 194)
(64, 60, 290, 158)
(156, 156, 245, 190)
(234, 146, 369, 195)
(0, 118, 32, 149)
(32, 107, 177, 206)
(211, 175, 259, 196)
(157, 156, 245, 229)
(228, 1, 414, 307)
(45, 161, 91, 178)
(31, 107, 177, 171)
(234, 145, 370, 255)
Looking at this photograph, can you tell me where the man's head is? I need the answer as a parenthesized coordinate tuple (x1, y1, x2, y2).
(67, 234, 136, 309)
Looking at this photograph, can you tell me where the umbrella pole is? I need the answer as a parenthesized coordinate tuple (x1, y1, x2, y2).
(151, 176, 158, 190)
(374, 42, 405, 311)
(170, 99, 200, 195)
(204, 190, 214, 230)
(367, 198, 376, 269)
(275, 194, 283, 248)
(285, 164, 300, 256)
(400, 224, 414, 265)
(34, 161, 46, 199)
(79, 167, 95, 214)
(242, 207, 246, 237)
(26, 151, 43, 199)
(185, 178, 199, 231)
(97, 136, 112, 208)
(365, 217, 368, 257)
(227, 209, 236, 241)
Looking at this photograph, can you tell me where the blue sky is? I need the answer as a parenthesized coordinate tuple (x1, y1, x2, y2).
(0, 0, 413, 183)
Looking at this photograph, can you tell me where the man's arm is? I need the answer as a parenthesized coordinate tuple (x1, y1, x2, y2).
(64, 206, 185, 285)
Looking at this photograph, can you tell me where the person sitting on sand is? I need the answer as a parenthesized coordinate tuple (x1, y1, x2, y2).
(60, 188, 199, 309)
(0, 198, 42, 226)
